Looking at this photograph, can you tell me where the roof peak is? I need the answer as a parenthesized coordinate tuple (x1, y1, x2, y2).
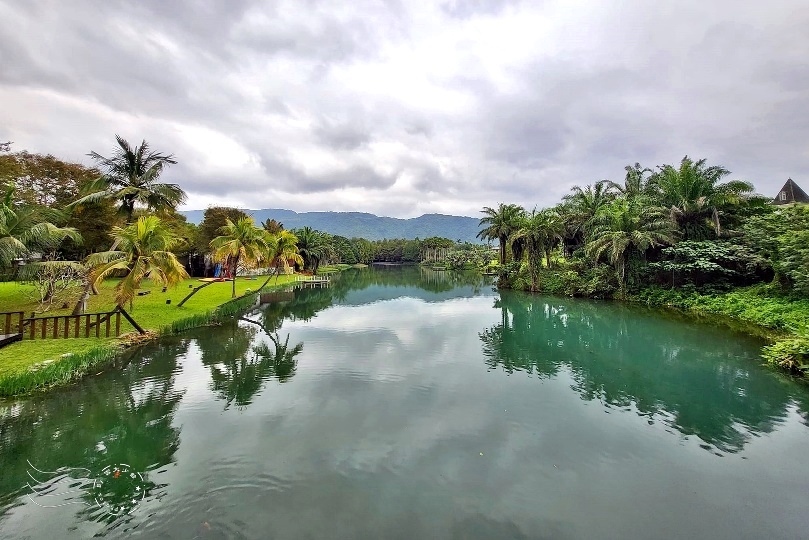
(773, 178, 809, 205)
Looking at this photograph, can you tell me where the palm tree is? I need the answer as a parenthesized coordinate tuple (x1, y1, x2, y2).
(585, 199, 674, 297)
(477, 203, 524, 265)
(261, 218, 284, 234)
(602, 163, 654, 199)
(560, 183, 613, 256)
(652, 156, 754, 240)
(0, 186, 81, 270)
(509, 208, 563, 292)
(294, 226, 331, 272)
(210, 216, 269, 298)
(85, 215, 188, 308)
(256, 229, 303, 292)
(72, 135, 185, 224)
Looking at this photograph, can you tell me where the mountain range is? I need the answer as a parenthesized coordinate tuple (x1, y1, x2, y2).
(180, 208, 484, 243)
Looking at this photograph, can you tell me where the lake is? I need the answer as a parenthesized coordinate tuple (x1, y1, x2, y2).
(2, 266, 808, 539)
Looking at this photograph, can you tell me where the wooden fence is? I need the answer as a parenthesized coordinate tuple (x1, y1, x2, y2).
(1, 311, 25, 336)
(23, 311, 123, 339)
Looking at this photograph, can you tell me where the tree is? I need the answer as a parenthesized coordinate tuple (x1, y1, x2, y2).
(210, 217, 269, 298)
(585, 199, 674, 297)
(602, 163, 654, 199)
(560, 183, 614, 255)
(195, 206, 250, 254)
(17, 260, 86, 311)
(743, 205, 809, 295)
(0, 151, 98, 208)
(72, 135, 185, 224)
(85, 215, 189, 308)
(650, 241, 770, 288)
(255, 229, 303, 292)
(0, 186, 82, 271)
(136, 207, 197, 258)
(477, 203, 524, 265)
(509, 208, 564, 291)
(0, 150, 116, 259)
(262, 218, 284, 234)
(652, 156, 754, 240)
(294, 226, 332, 272)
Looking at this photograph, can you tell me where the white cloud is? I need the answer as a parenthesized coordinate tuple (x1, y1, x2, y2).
(1, 0, 807, 216)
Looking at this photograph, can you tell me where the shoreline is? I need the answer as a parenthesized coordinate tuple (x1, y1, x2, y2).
(498, 279, 808, 376)
(0, 282, 289, 398)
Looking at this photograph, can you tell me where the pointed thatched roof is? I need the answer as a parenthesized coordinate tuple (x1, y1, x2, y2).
(773, 178, 809, 205)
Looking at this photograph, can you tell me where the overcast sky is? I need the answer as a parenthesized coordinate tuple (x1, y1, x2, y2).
(1, 0, 807, 217)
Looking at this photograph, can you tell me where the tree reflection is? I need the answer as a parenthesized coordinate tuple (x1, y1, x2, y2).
(253, 333, 304, 383)
(0, 338, 186, 529)
(480, 290, 805, 453)
(198, 315, 304, 409)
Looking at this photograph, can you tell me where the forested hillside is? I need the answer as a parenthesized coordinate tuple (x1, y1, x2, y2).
(181, 209, 480, 242)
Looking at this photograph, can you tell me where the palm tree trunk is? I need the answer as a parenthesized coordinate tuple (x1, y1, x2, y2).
(231, 254, 239, 298)
(124, 198, 135, 225)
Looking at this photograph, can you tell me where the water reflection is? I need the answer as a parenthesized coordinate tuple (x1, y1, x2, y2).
(198, 321, 303, 409)
(479, 290, 806, 453)
(0, 339, 185, 531)
(2, 267, 809, 538)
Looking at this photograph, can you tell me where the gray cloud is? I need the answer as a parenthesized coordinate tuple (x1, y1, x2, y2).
(1, 0, 808, 217)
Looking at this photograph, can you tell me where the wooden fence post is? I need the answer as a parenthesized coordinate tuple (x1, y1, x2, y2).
(117, 307, 146, 334)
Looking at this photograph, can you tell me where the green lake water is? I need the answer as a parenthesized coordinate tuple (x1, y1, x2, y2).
(2, 266, 809, 539)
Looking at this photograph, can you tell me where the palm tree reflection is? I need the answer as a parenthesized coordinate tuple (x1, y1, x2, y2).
(480, 291, 805, 453)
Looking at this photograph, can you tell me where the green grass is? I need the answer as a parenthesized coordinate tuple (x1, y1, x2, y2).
(0, 344, 119, 395)
(0, 338, 114, 378)
(0, 274, 296, 395)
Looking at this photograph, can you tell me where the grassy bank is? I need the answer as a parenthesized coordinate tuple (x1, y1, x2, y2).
(0, 274, 296, 396)
(634, 285, 809, 373)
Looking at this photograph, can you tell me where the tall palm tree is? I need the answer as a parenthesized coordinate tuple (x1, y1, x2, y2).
(509, 208, 563, 292)
(560, 183, 613, 256)
(270, 229, 302, 274)
(477, 203, 524, 265)
(72, 135, 185, 224)
(210, 216, 270, 298)
(256, 229, 303, 292)
(294, 226, 331, 272)
(652, 156, 754, 240)
(585, 199, 674, 297)
(602, 163, 654, 199)
(85, 215, 188, 308)
(562, 183, 613, 229)
(0, 186, 81, 270)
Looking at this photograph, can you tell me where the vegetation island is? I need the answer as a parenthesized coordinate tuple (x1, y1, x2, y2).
(0, 137, 807, 396)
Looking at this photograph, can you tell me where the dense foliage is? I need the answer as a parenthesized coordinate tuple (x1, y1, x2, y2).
(484, 155, 809, 372)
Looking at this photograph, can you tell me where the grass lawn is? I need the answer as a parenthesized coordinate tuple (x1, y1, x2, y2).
(0, 274, 296, 377)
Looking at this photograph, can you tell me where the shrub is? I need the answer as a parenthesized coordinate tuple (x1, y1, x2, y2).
(762, 337, 809, 372)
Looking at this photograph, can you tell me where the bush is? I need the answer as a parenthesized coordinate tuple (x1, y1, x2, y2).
(762, 336, 809, 372)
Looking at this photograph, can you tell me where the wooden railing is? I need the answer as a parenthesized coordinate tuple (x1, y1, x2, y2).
(18, 307, 145, 340)
(295, 274, 331, 282)
(23, 311, 122, 339)
(0, 311, 25, 335)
